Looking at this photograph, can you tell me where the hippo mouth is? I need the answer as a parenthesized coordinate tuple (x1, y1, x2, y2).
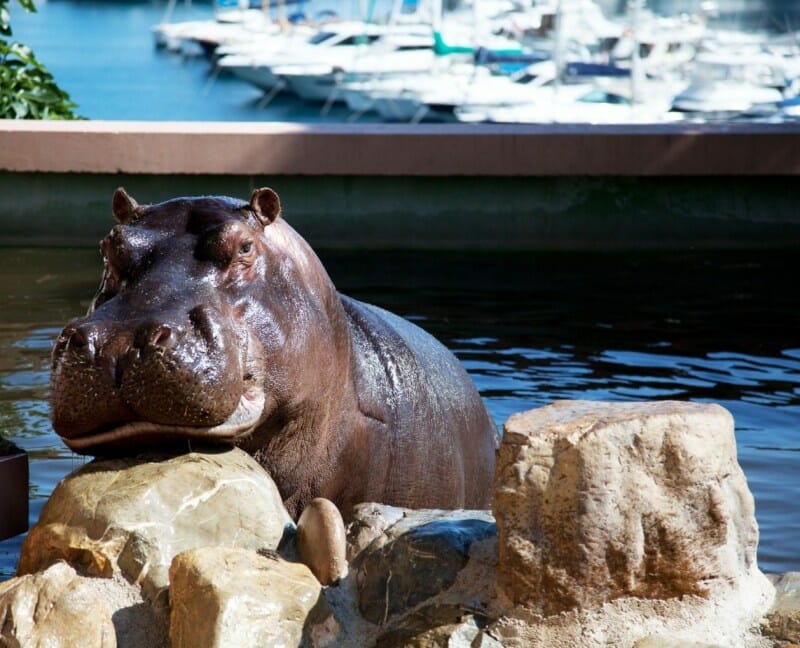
(60, 387, 266, 453)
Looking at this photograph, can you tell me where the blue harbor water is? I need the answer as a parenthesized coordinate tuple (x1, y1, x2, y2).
(1, 247, 799, 580)
(8, 0, 800, 122)
(8, 0, 382, 121)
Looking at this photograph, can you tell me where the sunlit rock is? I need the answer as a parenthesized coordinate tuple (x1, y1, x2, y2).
(0, 561, 116, 647)
(762, 571, 800, 643)
(633, 637, 725, 648)
(168, 546, 340, 648)
(297, 497, 348, 586)
(491, 400, 775, 647)
(18, 447, 292, 606)
(345, 502, 407, 562)
(373, 605, 503, 647)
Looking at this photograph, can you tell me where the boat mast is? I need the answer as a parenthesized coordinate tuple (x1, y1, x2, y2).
(554, 0, 566, 90)
(629, 0, 645, 105)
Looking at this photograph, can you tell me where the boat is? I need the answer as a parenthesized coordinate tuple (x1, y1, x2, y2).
(342, 61, 587, 122)
(216, 21, 433, 92)
(153, 5, 272, 55)
(455, 86, 682, 123)
(273, 41, 438, 103)
(672, 50, 788, 118)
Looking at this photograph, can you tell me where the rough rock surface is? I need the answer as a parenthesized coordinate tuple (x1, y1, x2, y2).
(491, 399, 774, 647)
(0, 561, 116, 647)
(346, 502, 407, 561)
(374, 605, 504, 648)
(352, 507, 496, 625)
(168, 546, 340, 648)
(332, 504, 501, 646)
(18, 447, 292, 605)
(633, 638, 725, 648)
(763, 572, 800, 643)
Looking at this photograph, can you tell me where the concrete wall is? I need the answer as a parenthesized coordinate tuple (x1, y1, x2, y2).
(1, 121, 799, 249)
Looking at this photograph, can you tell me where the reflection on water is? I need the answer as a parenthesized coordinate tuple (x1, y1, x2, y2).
(1, 247, 799, 579)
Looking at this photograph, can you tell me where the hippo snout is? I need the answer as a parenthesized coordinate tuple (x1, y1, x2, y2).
(51, 305, 249, 446)
(54, 319, 174, 370)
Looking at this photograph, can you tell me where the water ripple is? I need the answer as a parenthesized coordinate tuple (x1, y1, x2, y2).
(2, 248, 800, 578)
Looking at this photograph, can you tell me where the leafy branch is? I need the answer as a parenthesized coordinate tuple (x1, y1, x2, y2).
(1, 0, 80, 119)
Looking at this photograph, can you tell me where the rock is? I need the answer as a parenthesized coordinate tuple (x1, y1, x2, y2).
(297, 498, 348, 586)
(494, 400, 764, 611)
(490, 400, 774, 647)
(346, 502, 406, 561)
(375, 604, 502, 647)
(18, 447, 293, 606)
(0, 561, 116, 647)
(168, 546, 340, 648)
(633, 637, 725, 648)
(763, 572, 800, 643)
(351, 506, 496, 625)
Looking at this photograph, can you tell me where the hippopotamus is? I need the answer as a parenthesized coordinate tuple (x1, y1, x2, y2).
(51, 188, 498, 519)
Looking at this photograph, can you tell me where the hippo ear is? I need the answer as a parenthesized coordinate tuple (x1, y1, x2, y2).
(112, 188, 140, 224)
(250, 187, 281, 227)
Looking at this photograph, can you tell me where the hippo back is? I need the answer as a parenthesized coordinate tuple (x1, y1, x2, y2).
(342, 295, 498, 511)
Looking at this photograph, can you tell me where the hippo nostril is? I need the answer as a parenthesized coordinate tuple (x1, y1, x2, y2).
(64, 325, 88, 349)
(134, 323, 175, 351)
(149, 325, 172, 348)
(55, 323, 97, 358)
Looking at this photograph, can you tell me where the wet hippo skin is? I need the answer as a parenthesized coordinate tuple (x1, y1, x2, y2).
(51, 188, 498, 519)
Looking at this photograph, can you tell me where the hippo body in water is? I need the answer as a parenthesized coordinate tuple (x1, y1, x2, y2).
(51, 188, 498, 519)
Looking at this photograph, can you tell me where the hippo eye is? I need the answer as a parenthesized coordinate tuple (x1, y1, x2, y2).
(238, 240, 253, 256)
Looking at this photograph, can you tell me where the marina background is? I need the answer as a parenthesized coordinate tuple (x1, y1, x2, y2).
(7, 0, 800, 121)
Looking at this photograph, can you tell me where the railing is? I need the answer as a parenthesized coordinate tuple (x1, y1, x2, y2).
(2, 120, 799, 176)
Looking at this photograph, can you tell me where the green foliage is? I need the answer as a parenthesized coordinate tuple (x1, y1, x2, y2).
(0, 0, 80, 119)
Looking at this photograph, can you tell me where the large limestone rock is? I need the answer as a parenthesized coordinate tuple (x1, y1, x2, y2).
(18, 447, 293, 605)
(491, 400, 775, 647)
(168, 546, 340, 648)
(0, 561, 116, 647)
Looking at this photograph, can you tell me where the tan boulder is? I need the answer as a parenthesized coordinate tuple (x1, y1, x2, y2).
(0, 561, 116, 648)
(168, 546, 340, 648)
(491, 400, 774, 647)
(633, 638, 725, 648)
(18, 447, 292, 605)
(297, 497, 348, 586)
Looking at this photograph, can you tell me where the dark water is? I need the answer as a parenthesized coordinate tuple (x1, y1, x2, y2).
(1, 246, 799, 580)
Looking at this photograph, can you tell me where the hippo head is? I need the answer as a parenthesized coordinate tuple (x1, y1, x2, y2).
(51, 187, 339, 454)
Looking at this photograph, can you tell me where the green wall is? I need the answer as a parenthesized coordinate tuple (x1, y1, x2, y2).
(1, 173, 798, 250)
